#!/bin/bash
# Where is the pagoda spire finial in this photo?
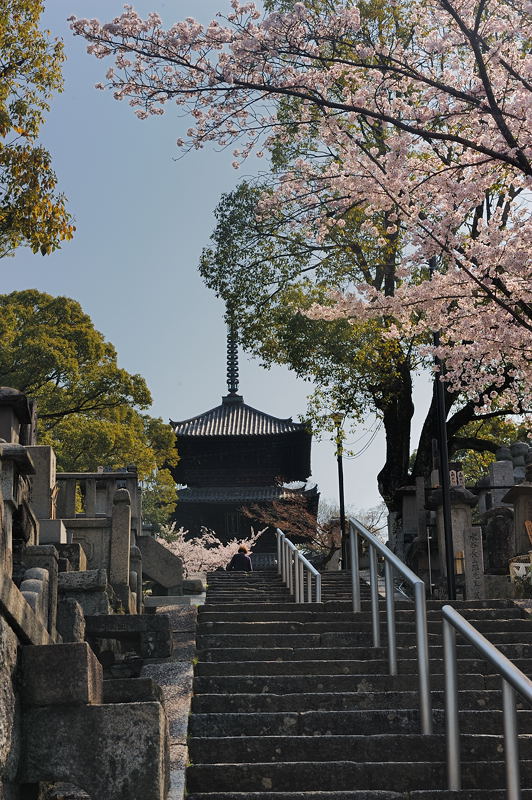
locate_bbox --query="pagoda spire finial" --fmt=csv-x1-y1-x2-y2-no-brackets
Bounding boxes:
226,314,239,395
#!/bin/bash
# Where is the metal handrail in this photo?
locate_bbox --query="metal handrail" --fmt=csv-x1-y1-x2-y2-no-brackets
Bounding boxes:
276,529,321,603
348,518,433,735
442,604,532,799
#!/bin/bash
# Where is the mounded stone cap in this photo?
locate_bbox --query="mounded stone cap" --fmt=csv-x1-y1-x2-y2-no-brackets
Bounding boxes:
511,441,530,459
426,486,478,509
496,446,512,461
113,488,131,505
0,387,33,422
479,505,514,523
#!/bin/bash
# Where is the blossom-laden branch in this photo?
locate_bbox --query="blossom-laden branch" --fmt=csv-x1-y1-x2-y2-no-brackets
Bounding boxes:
71,0,532,410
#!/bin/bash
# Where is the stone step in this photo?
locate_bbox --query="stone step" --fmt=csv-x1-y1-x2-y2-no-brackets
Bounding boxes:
195,631,531,650
204,594,293,602
186,792,532,800
185,759,532,793
188,708,532,737
199,599,519,613
192,672,508,694
198,618,532,634
198,607,527,622
190,688,529,713
188,733,532,764
195,642,532,663
195,657,532,676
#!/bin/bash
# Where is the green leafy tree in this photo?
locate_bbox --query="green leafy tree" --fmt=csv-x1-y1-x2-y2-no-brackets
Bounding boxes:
0,289,177,525
0,0,74,255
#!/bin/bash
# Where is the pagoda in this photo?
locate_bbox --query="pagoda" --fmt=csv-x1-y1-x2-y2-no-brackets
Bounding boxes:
170,322,318,551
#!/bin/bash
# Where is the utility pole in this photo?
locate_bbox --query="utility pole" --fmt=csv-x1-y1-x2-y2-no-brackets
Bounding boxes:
430,258,456,601
332,413,347,569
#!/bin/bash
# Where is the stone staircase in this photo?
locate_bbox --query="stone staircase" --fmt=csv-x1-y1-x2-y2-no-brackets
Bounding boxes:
186,569,532,799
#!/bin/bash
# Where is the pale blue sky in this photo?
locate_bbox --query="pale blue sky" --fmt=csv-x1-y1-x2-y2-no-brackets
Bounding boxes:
6,0,432,511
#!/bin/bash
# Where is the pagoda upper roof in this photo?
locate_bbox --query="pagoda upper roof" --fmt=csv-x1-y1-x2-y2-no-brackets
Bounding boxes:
176,483,318,504
170,394,307,438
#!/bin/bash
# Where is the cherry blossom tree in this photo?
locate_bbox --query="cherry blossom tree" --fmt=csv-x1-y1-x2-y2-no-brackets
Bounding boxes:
70,0,531,409
157,523,261,576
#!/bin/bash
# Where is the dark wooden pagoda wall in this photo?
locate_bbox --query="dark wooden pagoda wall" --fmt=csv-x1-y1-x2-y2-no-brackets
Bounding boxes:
172,430,311,487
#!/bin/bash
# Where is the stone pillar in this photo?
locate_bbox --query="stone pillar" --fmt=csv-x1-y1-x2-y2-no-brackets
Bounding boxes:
110,489,132,611
463,525,485,600
26,445,57,520
502,464,532,555
84,478,96,517
57,479,77,519
130,545,143,614
488,460,515,508
25,544,59,637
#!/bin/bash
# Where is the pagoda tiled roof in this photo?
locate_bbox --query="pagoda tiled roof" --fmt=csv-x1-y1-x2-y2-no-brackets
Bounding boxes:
176,484,318,504
170,395,307,437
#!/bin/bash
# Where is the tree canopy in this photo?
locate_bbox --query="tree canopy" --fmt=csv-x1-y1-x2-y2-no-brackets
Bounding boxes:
0,289,177,526
1,0,74,255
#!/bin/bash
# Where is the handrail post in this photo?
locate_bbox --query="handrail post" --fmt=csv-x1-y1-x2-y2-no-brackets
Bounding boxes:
288,547,294,595
316,573,322,603
502,679,521,800
369,544,381,647
308,570,312,603
415,582,433,735
443,617,460,788
300,560,305,603
349,523,361,613
385,560,397,676
294,552,299,600
277,532,282,576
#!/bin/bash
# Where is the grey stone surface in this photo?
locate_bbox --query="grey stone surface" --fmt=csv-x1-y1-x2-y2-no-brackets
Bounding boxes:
102,677,164,704
40,782,92,800
27,445,56,519
22,642,102,707
85,613,172,658
22,702,169,800
137,534,183,592
183,576,204,595
62,519,111,573
58,570,107,593
25,544,59,635
488,460,515,507
481,506,515,573
0,567,52,645
110,488,131,590
483,574,514,599
57,543,87,572
142,605,197,800
464,525,484,600
58,570,111,615
56,598,85,643
503,479,532,554
39,519,67,544
0,615,20,789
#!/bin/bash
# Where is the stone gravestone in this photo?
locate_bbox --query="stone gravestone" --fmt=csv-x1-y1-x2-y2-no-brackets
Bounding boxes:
488,460,515,509
502,463,532,555
463,525,485,600
481,506,515,573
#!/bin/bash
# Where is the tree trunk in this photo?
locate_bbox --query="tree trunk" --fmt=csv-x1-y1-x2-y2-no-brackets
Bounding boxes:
375,358,415,512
